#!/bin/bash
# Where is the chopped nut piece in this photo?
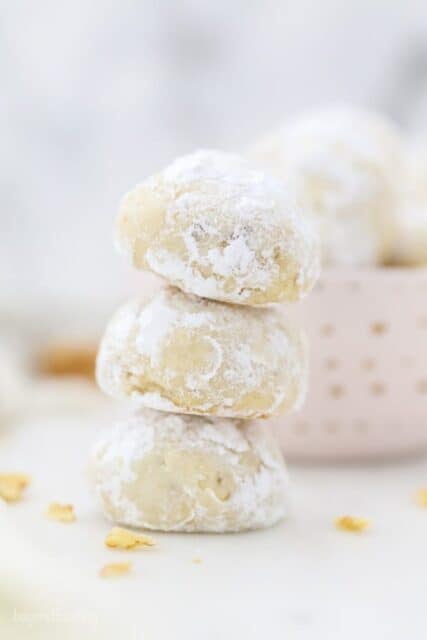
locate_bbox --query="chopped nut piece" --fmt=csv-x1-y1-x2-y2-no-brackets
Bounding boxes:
415,488,427,508
104,527,156,550
46,503,76,523
0,474,30,503
335,515,369,533
99,562,131,578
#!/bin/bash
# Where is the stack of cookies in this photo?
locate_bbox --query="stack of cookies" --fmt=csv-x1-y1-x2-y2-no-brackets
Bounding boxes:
92,150,320,532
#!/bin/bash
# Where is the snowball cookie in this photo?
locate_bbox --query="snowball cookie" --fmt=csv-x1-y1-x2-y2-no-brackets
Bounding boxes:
116,149,319,305
249,107,403,266
90,409,288,532
96,287,307,419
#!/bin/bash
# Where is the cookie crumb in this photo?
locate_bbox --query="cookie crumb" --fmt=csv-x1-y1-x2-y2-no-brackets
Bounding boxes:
99,562,131,578
415,488,427,508
0,473,30,503
105,527,156,550
335,515,369,533
46,503,76,523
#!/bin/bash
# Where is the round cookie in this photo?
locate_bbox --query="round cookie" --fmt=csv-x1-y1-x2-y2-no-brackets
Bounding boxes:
250,107,403,266
90,409,288,532
116,149,319,305
96,287,307,419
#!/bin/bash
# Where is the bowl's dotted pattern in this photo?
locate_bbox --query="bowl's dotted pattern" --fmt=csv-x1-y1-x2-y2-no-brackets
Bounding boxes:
274,271,427,459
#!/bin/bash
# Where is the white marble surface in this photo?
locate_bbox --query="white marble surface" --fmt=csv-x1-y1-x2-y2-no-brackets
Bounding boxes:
1,412,427,639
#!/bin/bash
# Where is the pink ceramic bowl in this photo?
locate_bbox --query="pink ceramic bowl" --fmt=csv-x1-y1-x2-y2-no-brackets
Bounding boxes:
270,268,427,461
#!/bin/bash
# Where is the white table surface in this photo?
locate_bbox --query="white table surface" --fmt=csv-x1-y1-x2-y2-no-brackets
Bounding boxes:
1,410,427,639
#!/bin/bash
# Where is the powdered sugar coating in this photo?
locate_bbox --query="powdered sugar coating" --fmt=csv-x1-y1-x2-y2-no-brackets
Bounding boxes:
90,408,288,532
249,106,403,266
116,149,319,305
96,287,308,419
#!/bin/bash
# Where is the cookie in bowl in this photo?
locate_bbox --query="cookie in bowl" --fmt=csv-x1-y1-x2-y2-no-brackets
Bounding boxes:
250,106,404,267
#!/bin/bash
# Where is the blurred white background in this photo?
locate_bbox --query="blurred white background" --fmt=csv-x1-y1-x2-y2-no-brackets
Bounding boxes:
2,0,427,316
